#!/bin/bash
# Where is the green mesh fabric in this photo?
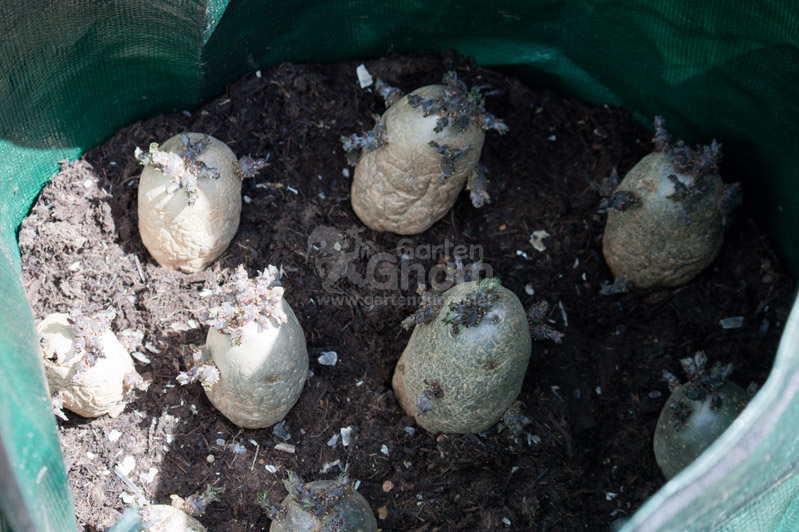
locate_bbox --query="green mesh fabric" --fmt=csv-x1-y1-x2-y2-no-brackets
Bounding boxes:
0,1,797,530
623,303,799,532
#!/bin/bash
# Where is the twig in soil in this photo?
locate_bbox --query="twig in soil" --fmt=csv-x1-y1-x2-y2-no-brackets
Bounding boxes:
165,454,188,474
449,209,458,234
147,416,157,452
546,411,573,458
343,434,355,474
133,255,146,283
251,442,259,471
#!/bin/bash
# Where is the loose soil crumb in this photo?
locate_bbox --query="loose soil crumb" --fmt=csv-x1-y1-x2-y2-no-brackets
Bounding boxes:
18,52,794,531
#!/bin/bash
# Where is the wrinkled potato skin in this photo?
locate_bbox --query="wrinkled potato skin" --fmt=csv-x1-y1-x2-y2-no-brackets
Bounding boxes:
602,152,725,289
270,481,378,532
142,504,207,532
204,299,308,429
38,313,137,418
351,85,485,234
138,133,241,273
392,282,532,434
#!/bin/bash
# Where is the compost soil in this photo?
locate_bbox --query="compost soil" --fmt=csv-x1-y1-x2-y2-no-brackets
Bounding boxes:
18,52,794,531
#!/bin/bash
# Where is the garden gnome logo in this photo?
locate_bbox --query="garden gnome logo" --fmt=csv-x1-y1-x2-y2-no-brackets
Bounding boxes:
307,225,494,296
306,225,376,292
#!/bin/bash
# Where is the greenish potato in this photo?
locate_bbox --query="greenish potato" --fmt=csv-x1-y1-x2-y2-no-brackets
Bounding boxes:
601,117,740,290
654,381,748,480
653,353,749,480
268,480,377,532
602,151,726,288
392,279,532,434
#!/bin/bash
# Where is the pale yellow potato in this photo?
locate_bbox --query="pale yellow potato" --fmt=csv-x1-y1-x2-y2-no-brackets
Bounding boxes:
351,84,484,235
38,313,140,418
142,504,207,532
202,299,308,429
137,133,242,273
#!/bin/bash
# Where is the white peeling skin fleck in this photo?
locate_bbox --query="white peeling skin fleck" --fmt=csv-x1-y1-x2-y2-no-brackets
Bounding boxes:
356,64,374,88
720,316,744,329
203,299,309,429
275,443,296,454
340,426,353,447
38,313,141,418
321,459,341,473
530,230,550,252
117,455,136,476
317,351,338,366
140,467,158,484
137,133,243,273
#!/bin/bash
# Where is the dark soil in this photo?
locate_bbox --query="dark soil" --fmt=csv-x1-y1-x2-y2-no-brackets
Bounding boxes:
18,52,794,531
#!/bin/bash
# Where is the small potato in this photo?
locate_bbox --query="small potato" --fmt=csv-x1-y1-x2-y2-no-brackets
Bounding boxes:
38,310,145,418
259,473,377,532
140,485,221,531
141,505,207,532
653,353,748,480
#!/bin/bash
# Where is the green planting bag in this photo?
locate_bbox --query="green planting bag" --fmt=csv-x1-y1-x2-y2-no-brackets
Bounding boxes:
1,1,797,530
